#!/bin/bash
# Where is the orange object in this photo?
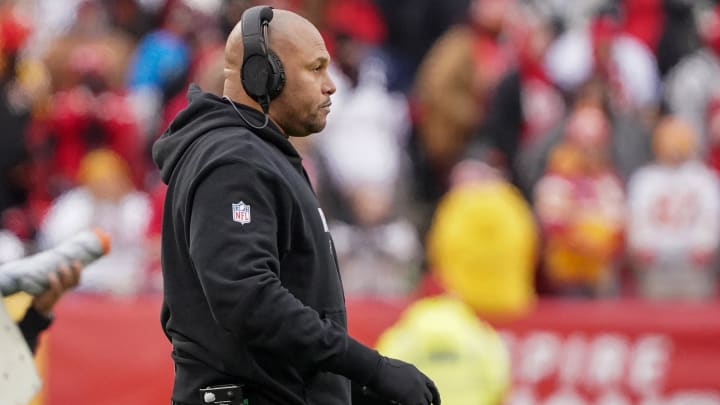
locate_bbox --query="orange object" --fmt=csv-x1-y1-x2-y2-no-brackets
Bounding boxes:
91,228,112,254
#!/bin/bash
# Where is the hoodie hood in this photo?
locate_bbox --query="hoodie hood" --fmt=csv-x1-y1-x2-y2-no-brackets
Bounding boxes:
152,84,300,183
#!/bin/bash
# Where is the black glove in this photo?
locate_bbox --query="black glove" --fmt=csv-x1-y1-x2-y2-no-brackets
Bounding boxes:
365,356,441,405
323,337,440,405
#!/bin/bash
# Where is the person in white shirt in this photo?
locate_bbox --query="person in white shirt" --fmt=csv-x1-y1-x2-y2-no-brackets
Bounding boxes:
38,149,151,295
627,116,720,300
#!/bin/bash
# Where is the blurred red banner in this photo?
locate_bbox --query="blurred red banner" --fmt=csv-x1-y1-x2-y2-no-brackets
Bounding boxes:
45,295,720,405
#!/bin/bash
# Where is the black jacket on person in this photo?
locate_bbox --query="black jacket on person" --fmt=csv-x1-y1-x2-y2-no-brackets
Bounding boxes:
152,85,380,405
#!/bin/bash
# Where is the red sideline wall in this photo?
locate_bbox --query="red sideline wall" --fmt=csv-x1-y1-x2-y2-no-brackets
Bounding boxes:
45,295,720,405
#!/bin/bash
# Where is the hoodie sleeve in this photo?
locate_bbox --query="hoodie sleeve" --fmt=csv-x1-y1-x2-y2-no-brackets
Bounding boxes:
18,306,53,353
188,162,381,383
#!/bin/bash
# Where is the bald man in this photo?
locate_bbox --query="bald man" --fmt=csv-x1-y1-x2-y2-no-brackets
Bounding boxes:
152,6,440,405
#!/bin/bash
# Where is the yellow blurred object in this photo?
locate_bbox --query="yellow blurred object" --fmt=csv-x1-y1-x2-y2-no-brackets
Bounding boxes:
76,148,134,202
427,181,537,317
16,57,52,114
76,148,131,186
4,291,32,320
545,213,621,284
376,295,511,405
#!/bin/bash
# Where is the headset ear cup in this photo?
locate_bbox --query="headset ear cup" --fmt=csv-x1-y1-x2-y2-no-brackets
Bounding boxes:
242,55,271,99
267,49,285,100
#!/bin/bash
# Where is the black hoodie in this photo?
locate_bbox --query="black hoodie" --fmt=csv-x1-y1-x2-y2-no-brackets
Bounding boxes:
152,85,381,405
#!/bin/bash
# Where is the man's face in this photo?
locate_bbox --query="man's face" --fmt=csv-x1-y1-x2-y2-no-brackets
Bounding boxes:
270,25,336,137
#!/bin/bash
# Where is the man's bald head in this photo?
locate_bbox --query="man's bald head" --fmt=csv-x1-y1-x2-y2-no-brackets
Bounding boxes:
223,9,321,101
222,7,336,137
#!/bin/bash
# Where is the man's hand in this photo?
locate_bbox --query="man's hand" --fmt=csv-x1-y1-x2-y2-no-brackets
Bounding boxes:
31,261,82,316
366,357,441,405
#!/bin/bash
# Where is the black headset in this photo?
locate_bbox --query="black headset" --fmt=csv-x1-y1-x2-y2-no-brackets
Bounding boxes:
240,5,285,115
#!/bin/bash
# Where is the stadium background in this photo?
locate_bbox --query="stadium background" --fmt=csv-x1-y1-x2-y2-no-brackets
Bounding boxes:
2,0,720,404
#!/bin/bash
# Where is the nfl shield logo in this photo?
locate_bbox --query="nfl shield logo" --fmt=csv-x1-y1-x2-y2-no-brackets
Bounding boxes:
232,201,251,224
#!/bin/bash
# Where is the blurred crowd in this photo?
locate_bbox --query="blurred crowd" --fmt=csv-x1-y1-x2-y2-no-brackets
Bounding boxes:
0,0,719,314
